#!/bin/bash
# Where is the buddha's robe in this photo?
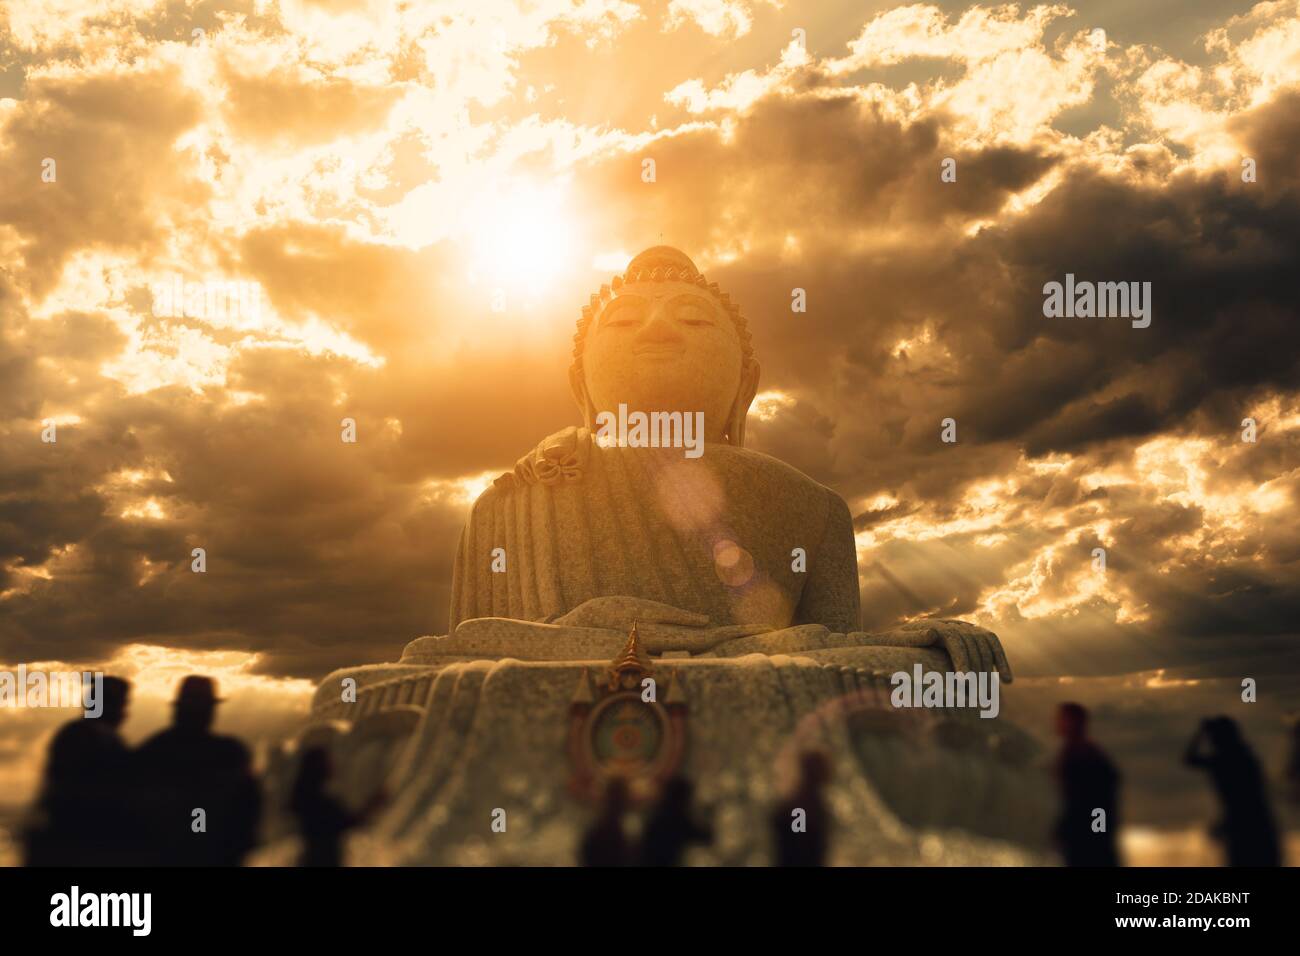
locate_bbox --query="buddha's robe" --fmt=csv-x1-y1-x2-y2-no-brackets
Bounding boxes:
448,427,861,634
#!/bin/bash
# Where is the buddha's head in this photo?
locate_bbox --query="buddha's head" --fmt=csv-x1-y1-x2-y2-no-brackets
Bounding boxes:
570,246,761,446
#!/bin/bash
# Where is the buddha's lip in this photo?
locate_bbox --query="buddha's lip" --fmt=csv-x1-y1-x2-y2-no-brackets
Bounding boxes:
633,345,683,356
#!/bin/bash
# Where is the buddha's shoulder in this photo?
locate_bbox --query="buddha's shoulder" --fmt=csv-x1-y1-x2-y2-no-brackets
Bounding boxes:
705,444,848,509
468,426,591,510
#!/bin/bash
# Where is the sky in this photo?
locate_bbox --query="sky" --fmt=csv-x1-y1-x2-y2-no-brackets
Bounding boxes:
1,0,1299,829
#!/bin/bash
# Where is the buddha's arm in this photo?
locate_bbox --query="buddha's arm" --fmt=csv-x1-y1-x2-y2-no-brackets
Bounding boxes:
794,489,1013,681
795,491,862,633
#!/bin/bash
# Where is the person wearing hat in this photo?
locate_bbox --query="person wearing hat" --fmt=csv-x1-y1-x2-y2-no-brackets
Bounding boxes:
134,675,262,866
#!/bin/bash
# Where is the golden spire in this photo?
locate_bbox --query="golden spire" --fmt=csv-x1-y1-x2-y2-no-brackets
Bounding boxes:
607,621,651,689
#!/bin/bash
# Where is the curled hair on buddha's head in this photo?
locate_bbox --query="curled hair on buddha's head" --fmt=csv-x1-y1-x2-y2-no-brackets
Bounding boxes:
569,246,759,445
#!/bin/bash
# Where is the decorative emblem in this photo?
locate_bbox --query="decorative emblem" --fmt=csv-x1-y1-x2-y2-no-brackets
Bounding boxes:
567,623,687,802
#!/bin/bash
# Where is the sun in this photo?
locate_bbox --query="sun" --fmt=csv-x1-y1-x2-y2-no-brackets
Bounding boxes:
467,180,578,293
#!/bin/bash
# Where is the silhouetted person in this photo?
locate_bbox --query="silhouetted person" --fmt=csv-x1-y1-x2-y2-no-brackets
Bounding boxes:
1286,719,1300,807
289,747,384,867
579,776,631,866
25,677,135,866
638,775,712,866
772,750,832,866
1053,702,1120,866
135,676,261,866
1185,716,1279,867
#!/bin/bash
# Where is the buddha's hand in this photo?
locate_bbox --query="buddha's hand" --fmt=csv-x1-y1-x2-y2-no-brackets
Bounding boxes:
553,596,711,631
876,619,1014,683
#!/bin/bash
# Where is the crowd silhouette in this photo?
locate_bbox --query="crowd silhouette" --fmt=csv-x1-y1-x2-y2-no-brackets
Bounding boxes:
21,674,1292,868
1050,703,1286,868
576,706,1289,867
25,675,261,867
576,752,832,867
23,674,384,868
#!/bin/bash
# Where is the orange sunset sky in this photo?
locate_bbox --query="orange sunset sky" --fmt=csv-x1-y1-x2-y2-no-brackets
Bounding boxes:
2,0,1299,830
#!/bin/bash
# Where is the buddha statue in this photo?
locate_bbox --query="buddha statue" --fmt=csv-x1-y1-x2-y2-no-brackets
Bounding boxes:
290,247,1042,867
399,246,1012,679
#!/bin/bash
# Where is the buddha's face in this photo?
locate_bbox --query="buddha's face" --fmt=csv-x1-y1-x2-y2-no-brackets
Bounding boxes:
578,280,748,442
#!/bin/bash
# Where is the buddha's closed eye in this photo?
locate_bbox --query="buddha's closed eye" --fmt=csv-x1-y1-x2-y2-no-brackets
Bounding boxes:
602,301,646,328
675,303,713,326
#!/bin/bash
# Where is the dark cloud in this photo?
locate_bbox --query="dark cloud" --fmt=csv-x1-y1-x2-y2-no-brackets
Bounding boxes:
0,67,206,296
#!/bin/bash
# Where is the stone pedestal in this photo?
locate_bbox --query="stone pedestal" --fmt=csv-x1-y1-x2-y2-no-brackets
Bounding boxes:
262,651,1054,866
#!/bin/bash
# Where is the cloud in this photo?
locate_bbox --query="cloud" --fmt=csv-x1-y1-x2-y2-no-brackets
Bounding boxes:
0,64,206,296
666,0,763,39
0,0,1296,700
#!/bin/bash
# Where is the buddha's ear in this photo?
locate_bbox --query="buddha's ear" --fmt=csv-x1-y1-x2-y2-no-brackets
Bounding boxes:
569,364,597,430
727,360,761,447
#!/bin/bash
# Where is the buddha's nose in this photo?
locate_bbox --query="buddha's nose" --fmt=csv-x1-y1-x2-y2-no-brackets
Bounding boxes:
635,307,683,346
